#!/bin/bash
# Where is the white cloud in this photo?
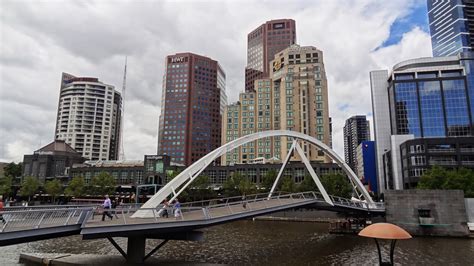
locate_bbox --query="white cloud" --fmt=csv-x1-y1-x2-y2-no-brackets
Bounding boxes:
329,26,432,157
0,0,431,162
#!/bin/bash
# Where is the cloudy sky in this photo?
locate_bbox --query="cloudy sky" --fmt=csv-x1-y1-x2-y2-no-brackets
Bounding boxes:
0,0,432,163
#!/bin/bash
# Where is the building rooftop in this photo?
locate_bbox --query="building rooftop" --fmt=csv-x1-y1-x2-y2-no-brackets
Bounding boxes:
34,140,79,155
77,160,144,168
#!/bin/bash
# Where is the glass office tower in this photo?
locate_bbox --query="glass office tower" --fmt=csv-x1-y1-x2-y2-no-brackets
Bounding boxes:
371,55,474,191
428,0,474,57
389,57,473,137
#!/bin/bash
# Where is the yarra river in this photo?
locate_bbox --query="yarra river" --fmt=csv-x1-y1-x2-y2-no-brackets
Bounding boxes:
0,220,473,265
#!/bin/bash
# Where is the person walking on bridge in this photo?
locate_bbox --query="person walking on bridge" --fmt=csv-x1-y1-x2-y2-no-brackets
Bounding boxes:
102,195,113,221
173,199,182,220
112,197,119,219
242,194,247,209
161,198,169,218
0,196,5,224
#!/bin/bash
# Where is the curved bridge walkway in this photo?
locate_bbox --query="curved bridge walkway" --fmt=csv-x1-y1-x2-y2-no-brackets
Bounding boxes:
0,191,384,263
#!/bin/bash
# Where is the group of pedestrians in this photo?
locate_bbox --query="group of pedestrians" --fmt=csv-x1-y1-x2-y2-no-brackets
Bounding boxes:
160,198,181,219
101,195,182,222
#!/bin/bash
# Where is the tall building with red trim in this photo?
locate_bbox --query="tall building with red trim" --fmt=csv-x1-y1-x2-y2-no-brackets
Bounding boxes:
245,19,296,92
157,53,226,166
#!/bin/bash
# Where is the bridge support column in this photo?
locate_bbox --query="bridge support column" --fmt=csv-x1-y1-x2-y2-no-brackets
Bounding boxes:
127,236,146,263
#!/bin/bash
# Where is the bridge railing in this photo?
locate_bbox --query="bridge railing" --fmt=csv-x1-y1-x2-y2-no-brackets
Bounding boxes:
325,194,385,210
83,205,211,225
204,191,319,219
178,191,290,208
0,207,93,233
84,191,318,225
82,191,384,227
2,204,100,212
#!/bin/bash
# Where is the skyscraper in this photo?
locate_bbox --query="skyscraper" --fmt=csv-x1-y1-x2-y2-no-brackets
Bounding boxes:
344,115,370,172
223,44,330,164
245,19,296,92
427,0,474,56
271,45,330,162
387,57,473,137
54,73,122,161
370,70,391,192
371,56,474,191
158,53,226,166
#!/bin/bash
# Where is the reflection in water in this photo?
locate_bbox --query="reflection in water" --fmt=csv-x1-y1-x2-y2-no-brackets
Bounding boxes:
1,220,473,265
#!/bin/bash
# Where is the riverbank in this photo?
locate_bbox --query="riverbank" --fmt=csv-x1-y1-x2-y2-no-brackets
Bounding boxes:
252,215,338,223
19,253,223,266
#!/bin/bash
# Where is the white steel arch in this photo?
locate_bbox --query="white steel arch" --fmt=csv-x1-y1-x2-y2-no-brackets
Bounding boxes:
137,130,374,214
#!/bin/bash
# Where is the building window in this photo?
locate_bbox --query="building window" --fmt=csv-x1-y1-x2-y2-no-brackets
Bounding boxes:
419,81,445,137
395,73,415,80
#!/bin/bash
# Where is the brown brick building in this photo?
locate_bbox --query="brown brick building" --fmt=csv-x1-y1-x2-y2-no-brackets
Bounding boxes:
245,19,296,92
158,53,226,166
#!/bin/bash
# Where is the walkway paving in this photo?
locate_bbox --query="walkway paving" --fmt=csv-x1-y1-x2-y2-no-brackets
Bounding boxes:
84,197,309,228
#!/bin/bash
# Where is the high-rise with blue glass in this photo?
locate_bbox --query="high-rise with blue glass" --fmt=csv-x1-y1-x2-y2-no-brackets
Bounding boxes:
371,55,474,192
389,57,473,137
428,0,474,57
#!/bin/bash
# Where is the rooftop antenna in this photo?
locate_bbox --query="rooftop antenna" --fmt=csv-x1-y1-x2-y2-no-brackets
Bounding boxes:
119,56,127,161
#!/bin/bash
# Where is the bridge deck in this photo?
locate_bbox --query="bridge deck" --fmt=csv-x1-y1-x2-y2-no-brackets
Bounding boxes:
0,192,385,245
84,197,305,228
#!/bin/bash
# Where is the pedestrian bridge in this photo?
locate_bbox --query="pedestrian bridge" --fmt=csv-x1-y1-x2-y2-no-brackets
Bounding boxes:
0,191,384,262
0,131,385,263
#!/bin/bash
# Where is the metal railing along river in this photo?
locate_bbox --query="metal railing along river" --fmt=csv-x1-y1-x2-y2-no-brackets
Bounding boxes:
0,207,92,233
0,191,385,232
82,191,384,227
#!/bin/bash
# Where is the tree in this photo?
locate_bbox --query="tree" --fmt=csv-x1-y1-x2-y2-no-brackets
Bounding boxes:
166,169,182,183
65,176,86,197
91,172,116,196
222,172,256,197
442,168,474,197
320,173,353,198
223,172,242,197
4,162,22,178
0,176,13,199
44,179,63,203
237,176,256,195
280,176,296,193
417,166,474,197
261,169,277,192
298,174,317,192
20,176,40,202
417,165,448,189
189,175,215,201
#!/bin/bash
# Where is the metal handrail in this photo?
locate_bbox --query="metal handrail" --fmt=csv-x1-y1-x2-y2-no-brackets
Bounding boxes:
2,204,100,212
179,191,293,208
0,207,93,233
82,192,317,225
1,191,385,233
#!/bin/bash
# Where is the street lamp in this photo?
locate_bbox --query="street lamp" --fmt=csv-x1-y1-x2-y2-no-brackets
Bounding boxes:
358,223,412,265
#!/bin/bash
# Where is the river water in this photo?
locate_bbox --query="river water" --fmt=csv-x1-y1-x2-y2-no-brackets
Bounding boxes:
1,220,473,265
